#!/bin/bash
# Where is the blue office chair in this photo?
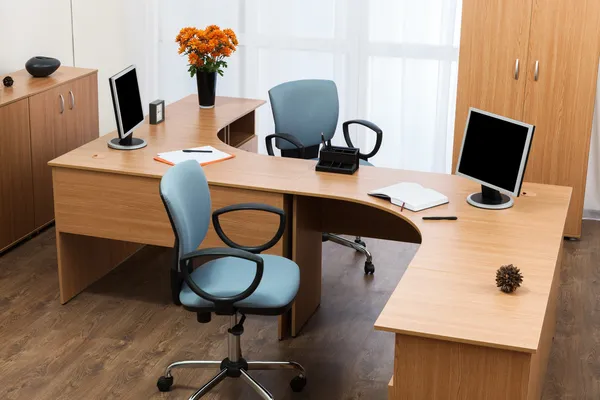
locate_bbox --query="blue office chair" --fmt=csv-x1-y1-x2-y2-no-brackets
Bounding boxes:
156,160,306,400
265,79,383,275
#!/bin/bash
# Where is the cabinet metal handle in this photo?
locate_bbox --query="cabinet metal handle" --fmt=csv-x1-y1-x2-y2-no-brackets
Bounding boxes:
69,90,75,110
514,59,520,80
59,94,65,114
534,60,539,81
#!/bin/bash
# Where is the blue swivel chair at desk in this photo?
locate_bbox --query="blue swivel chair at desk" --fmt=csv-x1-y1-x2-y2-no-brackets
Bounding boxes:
265,79,383,275
156,160,306,400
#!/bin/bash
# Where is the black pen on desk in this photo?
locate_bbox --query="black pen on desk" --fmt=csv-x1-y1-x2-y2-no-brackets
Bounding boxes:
182,149,213,153
422,216,458,221
321,132,327,150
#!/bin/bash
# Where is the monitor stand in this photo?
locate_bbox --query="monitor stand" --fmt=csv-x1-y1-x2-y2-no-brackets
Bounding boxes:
467,185,514,210
107,134,147,150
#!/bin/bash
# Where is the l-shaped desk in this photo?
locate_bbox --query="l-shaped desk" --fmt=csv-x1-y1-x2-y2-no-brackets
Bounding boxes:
50,96,570,400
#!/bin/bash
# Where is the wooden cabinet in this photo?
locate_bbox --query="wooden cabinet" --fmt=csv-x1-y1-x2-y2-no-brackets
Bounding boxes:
0,67,99,251
453,0,600,237
452,0,532,139
29,83,70,227
522,0,600,237
0,100,35,250
67,73,100,147
30,73,99,226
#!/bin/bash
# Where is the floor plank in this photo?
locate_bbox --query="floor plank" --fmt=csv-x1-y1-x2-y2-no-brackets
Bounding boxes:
0,222,598,399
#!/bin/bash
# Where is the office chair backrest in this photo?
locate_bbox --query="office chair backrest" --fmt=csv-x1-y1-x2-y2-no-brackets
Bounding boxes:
160,160,212,259
269,79,339,151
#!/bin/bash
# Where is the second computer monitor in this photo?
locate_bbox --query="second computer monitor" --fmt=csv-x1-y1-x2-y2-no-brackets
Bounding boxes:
456,108,535,210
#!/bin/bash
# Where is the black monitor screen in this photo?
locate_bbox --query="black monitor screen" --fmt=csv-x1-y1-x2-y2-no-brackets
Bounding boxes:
457,110,532,194
113,68,144,137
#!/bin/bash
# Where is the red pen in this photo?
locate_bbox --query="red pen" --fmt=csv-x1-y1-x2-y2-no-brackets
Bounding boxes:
400,202,405,212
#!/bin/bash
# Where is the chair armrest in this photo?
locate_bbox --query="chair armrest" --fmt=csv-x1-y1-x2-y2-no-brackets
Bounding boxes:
265,133,306,157
179,247,264,307
212,203,286,254
342,119,383,160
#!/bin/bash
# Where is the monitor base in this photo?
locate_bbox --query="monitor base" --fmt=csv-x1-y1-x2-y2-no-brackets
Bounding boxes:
466,185,514,210
107,136,147,150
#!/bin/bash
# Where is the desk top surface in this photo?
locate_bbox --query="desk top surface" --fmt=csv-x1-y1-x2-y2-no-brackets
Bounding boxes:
50,96,571,353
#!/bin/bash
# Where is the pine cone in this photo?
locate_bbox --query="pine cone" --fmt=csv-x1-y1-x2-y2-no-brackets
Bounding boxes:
496,264,523,293
3,76,14,87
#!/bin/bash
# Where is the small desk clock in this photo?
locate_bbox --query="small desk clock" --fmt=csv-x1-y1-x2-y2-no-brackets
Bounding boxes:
150,99,165,124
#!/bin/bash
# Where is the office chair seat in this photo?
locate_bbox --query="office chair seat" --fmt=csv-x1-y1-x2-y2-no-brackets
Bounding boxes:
310,157,373,167
180,254,300,314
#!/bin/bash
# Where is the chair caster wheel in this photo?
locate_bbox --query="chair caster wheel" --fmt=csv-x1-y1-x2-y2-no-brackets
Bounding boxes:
354,238,366,247
290,375,307,392
364,262,375,275
157,375,174,392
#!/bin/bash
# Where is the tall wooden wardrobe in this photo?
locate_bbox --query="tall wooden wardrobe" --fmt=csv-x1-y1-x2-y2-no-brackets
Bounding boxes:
453,0,600,238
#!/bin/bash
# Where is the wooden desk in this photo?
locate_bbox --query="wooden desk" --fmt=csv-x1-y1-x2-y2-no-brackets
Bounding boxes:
49,96,570,400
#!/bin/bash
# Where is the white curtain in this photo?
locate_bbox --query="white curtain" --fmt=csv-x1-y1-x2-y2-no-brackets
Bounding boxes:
159,0,462,173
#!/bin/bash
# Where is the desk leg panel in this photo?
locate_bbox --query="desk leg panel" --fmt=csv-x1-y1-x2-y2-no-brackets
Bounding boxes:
392,334,531,400
291,196,323,337
57,231,142,304
526,242,563,399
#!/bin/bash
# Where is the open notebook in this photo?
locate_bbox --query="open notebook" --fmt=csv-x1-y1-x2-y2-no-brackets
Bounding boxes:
154,146,234,166
368,182,448,212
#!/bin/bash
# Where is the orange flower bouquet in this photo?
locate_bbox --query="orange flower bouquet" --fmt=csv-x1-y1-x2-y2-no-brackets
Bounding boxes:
176,25,238,108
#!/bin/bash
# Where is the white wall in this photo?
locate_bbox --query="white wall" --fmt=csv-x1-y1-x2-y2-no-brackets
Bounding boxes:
72,0,159,135
0,0,73,74
1,0,158,136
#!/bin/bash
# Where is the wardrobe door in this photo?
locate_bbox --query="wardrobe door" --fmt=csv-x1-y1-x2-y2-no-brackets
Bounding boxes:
29,84,69,227
0,100,35,250
522,0,600,238
452,0,534,170
65,72,100,148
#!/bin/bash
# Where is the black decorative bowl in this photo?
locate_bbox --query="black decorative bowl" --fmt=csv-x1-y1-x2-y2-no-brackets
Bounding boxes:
25,56,61,77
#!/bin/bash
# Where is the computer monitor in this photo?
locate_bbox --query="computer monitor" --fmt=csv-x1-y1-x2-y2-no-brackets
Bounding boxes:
456,108,535,210
108,65,147,150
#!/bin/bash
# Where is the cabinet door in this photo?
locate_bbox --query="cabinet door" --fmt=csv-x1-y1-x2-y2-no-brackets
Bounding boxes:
0,100,35,250
523,0,600,237
452,0,534,170
65,73,99,148
29,84,69,227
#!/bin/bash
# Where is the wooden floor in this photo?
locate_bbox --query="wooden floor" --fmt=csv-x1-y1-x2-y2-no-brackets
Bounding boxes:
0,222,598,399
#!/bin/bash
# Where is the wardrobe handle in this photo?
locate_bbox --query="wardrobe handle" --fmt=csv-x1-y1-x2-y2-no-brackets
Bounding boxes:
69,90,75,110
534,61,539,81
59,94,65,114
514,59,520,80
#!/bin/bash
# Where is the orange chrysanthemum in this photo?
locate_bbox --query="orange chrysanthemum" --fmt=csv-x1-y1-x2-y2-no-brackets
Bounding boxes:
176,25,238,77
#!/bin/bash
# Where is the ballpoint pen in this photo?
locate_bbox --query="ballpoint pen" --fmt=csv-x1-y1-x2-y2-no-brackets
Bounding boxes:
182,149,213,153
